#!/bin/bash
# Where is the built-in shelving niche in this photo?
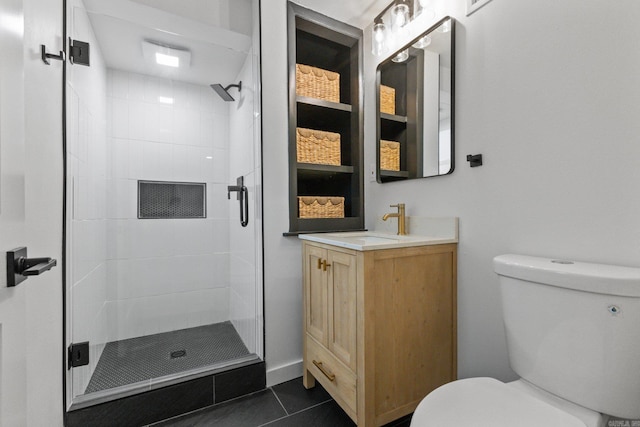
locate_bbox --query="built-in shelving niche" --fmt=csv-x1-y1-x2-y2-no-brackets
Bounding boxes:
286,2,364,235
378,50,423,181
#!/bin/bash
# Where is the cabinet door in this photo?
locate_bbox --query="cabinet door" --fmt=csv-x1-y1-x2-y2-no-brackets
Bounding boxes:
305,244,328,346
327,250,357,371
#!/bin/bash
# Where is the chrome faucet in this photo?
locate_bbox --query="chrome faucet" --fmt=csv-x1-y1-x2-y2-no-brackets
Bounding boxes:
382,203,406,235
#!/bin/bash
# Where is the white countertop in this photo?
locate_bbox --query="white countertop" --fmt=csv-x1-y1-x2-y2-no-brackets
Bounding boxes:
298,231,458,251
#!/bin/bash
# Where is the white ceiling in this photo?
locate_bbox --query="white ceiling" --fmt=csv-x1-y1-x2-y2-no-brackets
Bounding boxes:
129,0,252,35
83,0,253,86
81,0,389,87
293,0,389,28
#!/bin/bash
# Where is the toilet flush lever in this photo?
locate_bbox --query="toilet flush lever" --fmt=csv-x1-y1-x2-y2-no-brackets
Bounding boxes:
6,247,57,287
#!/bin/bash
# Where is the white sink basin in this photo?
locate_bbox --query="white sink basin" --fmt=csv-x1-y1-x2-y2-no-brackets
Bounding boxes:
345,235,399,244
299,231,457,251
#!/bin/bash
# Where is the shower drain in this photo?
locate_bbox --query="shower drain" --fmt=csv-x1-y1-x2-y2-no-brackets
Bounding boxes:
170,349,187,359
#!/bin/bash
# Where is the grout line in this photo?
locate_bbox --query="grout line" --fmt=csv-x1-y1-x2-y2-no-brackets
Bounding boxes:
148,388,270,426
269,387,289,416
258,400,335,427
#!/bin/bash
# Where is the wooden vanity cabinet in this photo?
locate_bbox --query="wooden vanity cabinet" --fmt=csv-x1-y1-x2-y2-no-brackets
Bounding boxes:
302,241,457,427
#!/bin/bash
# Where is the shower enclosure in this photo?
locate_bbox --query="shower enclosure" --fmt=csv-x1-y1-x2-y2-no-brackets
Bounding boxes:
64,0,263,410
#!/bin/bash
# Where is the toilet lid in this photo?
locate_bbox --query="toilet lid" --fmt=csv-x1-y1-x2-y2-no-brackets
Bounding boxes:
411,378,586,427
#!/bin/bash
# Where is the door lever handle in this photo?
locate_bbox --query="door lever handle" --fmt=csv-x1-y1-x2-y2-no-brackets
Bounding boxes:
19,257,57,276
6,247,58,287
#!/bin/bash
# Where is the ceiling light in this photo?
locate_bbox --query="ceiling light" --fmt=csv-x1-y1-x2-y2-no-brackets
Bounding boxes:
142,40,191,69
155,53,179,67
158,96,174,104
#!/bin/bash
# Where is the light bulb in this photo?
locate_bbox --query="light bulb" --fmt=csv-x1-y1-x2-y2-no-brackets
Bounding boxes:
437,20,451,33
391,49,409,63
412,35,431,49
391,3,410,31
372,22,388,56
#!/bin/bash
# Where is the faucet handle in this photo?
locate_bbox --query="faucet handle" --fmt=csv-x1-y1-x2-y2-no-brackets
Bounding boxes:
390,203,405,209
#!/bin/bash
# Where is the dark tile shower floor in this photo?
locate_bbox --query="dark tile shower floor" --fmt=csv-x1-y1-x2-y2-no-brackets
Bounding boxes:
85,321,252,394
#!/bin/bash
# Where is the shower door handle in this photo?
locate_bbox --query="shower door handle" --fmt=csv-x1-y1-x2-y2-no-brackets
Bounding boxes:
240,185,249,227
228,176,249,228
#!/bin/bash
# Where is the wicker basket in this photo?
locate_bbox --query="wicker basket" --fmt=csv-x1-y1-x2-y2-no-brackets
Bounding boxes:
380,140,400,171
380,85,396,115
296,128,341,166
296,64,340,103
298,196,345,218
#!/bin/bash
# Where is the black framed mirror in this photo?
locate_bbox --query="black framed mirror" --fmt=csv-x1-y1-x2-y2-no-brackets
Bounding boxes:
376,16,455,183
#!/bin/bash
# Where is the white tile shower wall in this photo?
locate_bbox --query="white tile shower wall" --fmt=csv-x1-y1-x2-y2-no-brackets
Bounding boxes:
106,70,232,341
66,0,109,396
228,41,262,355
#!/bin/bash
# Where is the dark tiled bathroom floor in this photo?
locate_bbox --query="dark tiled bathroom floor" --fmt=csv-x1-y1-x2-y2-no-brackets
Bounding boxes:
150,377,413,427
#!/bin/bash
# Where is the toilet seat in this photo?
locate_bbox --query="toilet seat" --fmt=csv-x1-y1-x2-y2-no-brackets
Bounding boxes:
410,378,586,427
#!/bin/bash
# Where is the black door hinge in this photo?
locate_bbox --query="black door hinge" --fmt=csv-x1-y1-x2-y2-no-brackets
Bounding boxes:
68,342,90,368
69,38,90,66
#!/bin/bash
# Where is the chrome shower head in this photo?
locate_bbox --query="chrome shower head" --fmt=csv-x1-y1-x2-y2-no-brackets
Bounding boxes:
210,81,242,102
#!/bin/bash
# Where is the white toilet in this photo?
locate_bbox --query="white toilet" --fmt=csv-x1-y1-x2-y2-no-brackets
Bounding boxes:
411,254,640,427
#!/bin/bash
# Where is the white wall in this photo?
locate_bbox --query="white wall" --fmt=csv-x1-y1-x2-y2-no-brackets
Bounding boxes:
104,70,232,342
261,0,640,386
261,0,307,386
365,0,640,381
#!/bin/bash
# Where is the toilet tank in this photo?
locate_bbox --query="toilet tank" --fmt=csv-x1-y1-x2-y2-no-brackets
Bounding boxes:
494,254,640,419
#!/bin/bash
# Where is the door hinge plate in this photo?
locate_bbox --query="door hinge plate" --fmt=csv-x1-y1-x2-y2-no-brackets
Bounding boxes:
69,38,90,66
68,342,90,368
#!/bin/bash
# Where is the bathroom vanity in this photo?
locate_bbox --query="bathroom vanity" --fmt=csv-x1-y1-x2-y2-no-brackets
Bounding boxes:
299,231,458,426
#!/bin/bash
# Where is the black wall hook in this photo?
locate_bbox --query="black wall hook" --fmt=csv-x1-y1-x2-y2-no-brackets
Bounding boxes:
466,154,483,167
41,44,65,65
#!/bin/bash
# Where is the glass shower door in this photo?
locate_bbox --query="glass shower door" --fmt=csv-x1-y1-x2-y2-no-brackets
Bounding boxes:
65,0,263,408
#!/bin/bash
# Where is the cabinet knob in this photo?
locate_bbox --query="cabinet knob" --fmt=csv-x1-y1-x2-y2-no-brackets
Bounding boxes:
321,260,331,271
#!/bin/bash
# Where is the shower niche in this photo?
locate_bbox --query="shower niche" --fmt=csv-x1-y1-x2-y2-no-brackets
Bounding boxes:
64,0,264,424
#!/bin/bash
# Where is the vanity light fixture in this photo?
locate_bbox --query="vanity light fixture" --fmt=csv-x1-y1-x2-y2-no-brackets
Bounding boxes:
391,49,409,63
142,40,191,69
371,0,435,56
390,2,410,32
412,34,431,48
372,22,388,56
437,19,452,33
